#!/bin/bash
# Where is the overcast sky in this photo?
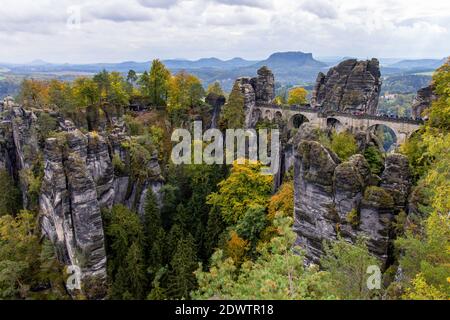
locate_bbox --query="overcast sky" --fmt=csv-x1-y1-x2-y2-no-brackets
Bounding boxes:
1,0,449,63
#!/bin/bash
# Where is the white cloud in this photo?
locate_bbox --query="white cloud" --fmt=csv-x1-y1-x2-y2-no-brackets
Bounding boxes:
0,0,448,63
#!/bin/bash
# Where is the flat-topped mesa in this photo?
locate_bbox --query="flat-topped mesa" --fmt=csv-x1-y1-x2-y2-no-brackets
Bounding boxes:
233,66,275,128
311,58,382,115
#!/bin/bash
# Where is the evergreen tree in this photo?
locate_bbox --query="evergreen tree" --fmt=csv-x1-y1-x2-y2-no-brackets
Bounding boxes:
220,82,245,129
0,170,22,217
143,189,166,276
167,233,198,299
320,237,381,299
105,205,146,299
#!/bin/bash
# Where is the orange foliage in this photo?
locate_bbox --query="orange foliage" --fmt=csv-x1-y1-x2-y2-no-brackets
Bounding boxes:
225,230,249,265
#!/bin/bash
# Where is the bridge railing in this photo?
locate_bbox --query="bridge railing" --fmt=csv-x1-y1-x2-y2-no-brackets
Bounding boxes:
259,103,423,125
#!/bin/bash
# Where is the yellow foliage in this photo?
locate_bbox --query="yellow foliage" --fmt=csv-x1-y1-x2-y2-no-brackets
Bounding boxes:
225,230,249,265
403,273,448,300
287,87,308,105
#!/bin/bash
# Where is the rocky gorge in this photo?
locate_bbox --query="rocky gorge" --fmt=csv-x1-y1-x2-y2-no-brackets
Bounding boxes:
0,57,436,298
0,101,163,298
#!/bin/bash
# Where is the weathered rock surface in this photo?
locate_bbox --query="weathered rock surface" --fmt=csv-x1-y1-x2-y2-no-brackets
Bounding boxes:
40,131,107,297
293,137,411,266
412,85,436,120
0,103,164,298
311,59,382,115
205,92,226,129
234,66,275,128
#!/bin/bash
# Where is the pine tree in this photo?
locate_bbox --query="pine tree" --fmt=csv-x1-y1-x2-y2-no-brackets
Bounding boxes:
220,82,245,129
105,205,146,299
143,189,166,275
167,233,198,299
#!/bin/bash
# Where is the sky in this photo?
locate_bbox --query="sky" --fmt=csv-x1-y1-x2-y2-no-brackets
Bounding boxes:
1,0,449,63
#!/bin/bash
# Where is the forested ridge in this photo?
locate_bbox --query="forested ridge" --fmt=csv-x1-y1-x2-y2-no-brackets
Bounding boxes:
0,58,448,300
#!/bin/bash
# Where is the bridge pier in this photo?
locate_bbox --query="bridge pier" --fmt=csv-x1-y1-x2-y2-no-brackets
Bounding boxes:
250,105,422,148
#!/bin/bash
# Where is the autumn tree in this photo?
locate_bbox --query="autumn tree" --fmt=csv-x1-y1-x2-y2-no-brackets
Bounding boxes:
207,162,273,224
207,81,224,96
287,87,308,105
148,59,171,106
396,59,450,300
17,79,49,109
0,211,66,299
193,214,333,300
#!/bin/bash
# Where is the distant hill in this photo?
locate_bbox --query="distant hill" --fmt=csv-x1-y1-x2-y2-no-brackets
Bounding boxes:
2,53,445,93
388,58,446,71
0,51,328,91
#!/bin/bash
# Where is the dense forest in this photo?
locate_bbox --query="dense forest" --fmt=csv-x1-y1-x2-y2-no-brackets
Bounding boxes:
0,58,448,300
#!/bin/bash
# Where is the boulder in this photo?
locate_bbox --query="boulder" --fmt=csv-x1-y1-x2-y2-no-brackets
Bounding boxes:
412,85,436,120
311,59,382,115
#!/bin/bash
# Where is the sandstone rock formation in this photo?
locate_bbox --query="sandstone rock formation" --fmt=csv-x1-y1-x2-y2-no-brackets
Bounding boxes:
293,134,411,266
233,66,275,128
206,92,226,129
412,85,436,120
0,103,163,298
311,59,382,115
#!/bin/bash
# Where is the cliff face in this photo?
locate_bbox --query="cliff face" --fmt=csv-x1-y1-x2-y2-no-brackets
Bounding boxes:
0,101,163,298
412,85,436,120
293,135,411,266
311,59,382,115
234,66,275,128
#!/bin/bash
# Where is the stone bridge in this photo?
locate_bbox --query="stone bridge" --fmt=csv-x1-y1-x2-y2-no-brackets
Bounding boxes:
251,104,423,145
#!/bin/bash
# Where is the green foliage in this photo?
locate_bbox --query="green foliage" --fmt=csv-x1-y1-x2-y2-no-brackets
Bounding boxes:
167,71,205,119
395,211,449,299
220,82,245,129
36,112,58,142
287,87,308,105
207,162,273,225
427,59,450,130
363,186,395,208
193,214,334,300
321,237,381,300
346,208,360,227
329,131,358,160
207,81,224,96
143,189,165,276
0,170,22,217
149,60,171,106
235,205,267,250
112,153,127,176
395,58,450,300
104,205,146,300
363,146,384,176
167,233,198,299
124,114,145,136
0,211,66,299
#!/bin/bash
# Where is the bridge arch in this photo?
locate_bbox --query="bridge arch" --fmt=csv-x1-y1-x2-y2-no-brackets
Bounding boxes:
288,113,310,129
326,117,344,132
252,108,262,122
274,111,283,121
367,124,398,152
264,109,272,120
